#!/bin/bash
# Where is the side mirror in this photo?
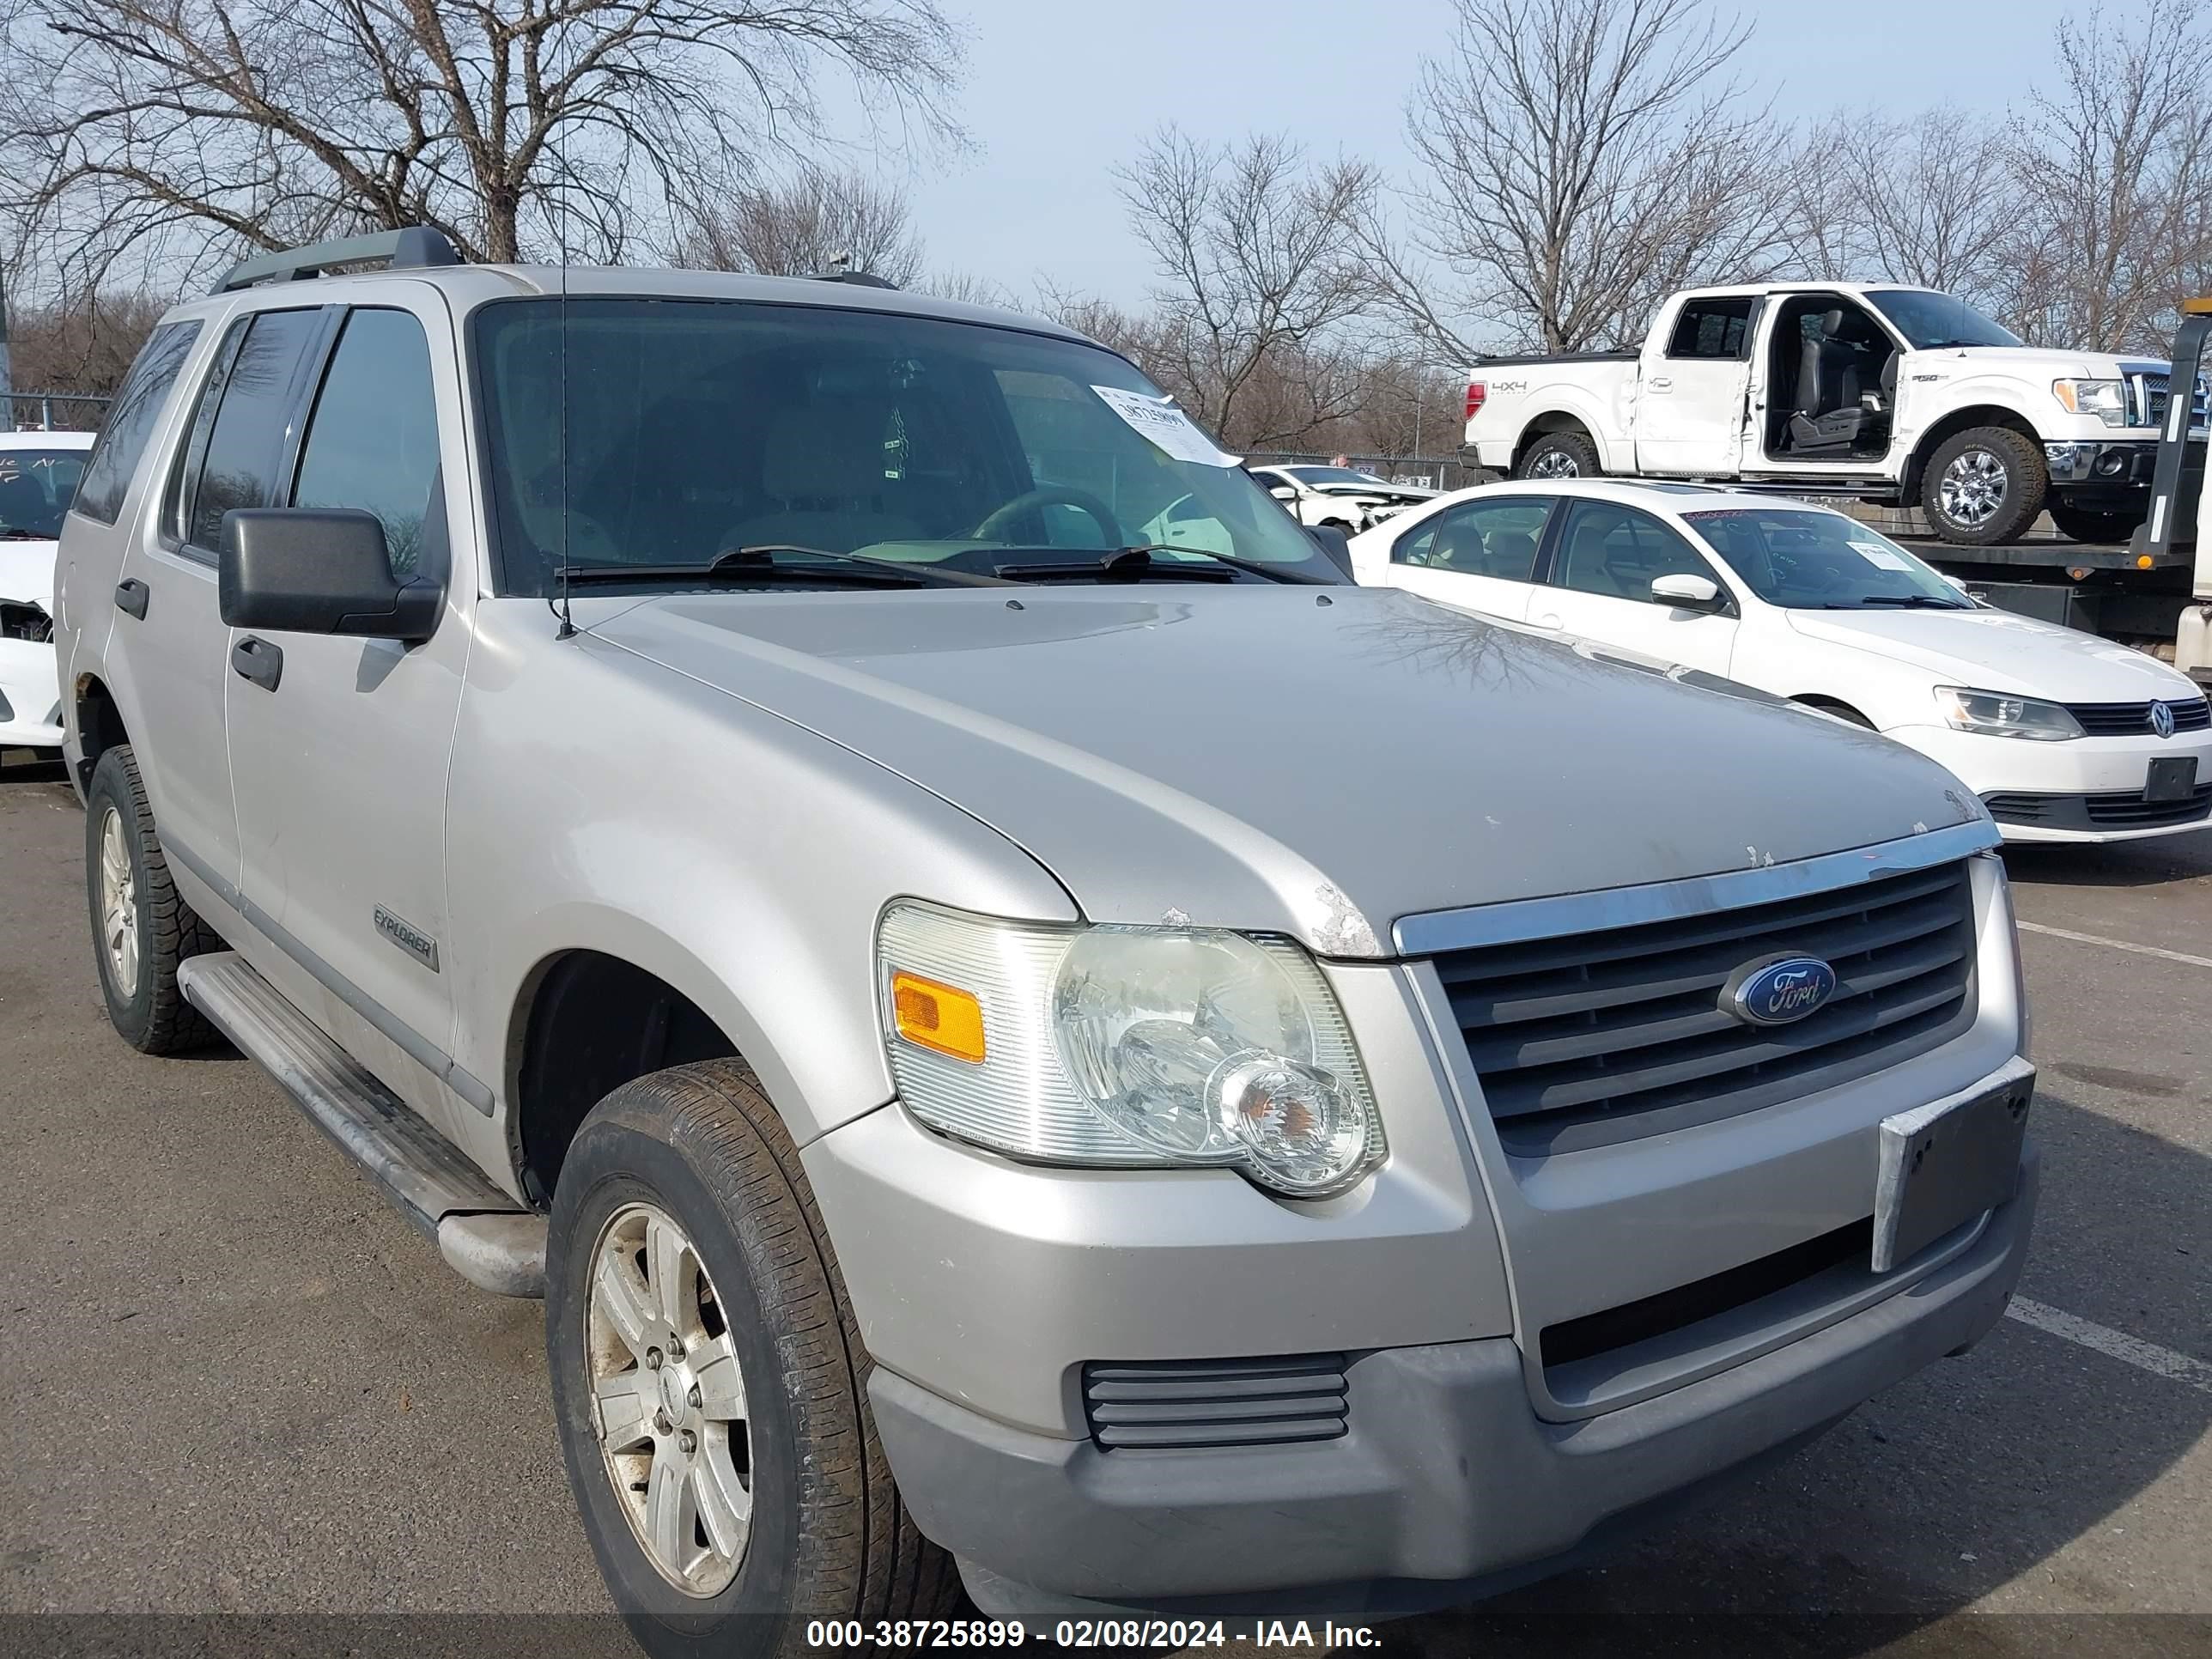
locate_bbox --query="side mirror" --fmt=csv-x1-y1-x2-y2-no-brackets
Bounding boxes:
219,508,442,641
1308,523,1354,576
1651,572,1724,612
1268,484,1297,501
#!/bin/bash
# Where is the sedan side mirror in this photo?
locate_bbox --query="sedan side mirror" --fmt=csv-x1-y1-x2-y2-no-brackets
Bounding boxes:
1268,485,1297,501
219,508,443,641
1651,572,1724,612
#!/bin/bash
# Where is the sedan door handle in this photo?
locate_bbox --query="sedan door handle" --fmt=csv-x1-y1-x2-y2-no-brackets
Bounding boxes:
114,579,149,620
1647,377,1674,392
230,635,283,693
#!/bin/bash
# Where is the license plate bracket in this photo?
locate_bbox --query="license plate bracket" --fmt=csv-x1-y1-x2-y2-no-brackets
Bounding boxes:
1872,1078,2033,1272
2146,755,2197,802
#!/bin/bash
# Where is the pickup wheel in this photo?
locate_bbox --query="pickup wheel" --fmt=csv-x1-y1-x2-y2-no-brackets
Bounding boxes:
2048,502,2144,545
83,744,218,1054
546,1060,957,1656
1920,427,2047,546
1515,430,1602,481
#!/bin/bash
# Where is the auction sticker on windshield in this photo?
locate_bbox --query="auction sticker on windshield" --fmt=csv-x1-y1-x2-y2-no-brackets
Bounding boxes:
1092,386,1237,465
1849,538,1914,572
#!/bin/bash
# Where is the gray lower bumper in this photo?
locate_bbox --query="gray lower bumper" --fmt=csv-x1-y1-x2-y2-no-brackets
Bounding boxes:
2045,439,2155,486
872,1145,2039,1618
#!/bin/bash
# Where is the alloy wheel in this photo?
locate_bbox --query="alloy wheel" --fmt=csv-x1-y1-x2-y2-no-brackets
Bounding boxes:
98,807,139,994
586,1200,755,1597
1939,448,2009,528
1528,450,1580,478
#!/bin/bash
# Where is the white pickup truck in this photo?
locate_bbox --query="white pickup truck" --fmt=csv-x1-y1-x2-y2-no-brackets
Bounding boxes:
1463,283,2182,548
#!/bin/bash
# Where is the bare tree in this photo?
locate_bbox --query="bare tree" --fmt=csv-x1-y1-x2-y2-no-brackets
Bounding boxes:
675,165,926,284
1789,109,2014,300
1111,127,1376,447
1368,0,1792,357
0,0,963,288
1996,0,2212,353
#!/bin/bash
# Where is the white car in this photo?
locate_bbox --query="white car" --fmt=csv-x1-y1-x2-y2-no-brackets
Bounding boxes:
1352,477,2212,843
0,429,94,756
1247,463,1437,534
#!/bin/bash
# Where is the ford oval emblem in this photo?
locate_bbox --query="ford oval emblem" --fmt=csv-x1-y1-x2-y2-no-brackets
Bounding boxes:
1722,954,1838,1026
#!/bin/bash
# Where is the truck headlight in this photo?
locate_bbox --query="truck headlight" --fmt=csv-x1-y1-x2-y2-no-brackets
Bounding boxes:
878,902,1385,1197
1935,686,2085,740
2052,378,2130,426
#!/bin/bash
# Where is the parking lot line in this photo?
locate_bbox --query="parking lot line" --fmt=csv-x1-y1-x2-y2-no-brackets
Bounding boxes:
2005,1297,2212,1395
2015,920,2212,970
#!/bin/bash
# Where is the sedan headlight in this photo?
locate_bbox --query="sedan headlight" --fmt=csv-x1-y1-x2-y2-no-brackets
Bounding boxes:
878,902,1385,1197
2052,378,2130,426
1935,686,2084,740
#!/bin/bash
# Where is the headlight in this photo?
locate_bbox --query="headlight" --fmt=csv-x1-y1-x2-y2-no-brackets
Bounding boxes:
1935,686,2084,740
878,902,1385,1198
2052,378,2130,426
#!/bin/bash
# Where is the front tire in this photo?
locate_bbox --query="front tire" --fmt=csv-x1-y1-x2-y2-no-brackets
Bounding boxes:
2048,502,2143,545
83,744,217,1054
1514,429,1603,481
1920,427,2046,545
546,1060,956,1658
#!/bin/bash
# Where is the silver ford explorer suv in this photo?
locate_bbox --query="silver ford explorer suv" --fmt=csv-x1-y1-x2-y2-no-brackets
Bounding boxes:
53,229,2037,1650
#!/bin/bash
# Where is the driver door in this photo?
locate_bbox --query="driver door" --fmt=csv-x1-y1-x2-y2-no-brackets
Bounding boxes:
1527,498,1739,676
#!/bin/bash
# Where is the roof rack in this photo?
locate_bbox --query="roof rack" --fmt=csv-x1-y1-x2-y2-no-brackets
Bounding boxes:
212,227,462,295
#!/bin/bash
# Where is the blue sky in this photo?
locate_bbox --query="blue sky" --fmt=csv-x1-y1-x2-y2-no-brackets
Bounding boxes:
884,0,2076,305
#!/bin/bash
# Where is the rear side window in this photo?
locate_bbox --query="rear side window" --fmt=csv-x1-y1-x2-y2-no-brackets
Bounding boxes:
291,309,445,576
1666,298,1755,361
1393,496,1553,580
1550,501,1719,602
70,320,202,526
185,307,326,551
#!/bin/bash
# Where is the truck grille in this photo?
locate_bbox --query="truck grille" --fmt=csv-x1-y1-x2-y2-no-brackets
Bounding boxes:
1080,1355,1349,1450
2063,697,2210,736
1435,861,1978,1155
2136,371,2210,430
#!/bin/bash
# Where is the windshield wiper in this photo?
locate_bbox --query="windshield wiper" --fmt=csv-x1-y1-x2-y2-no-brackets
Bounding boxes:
1818,594,1970,610
560,546,1006,591
0,527,53,540
989,546,1237,583
1119,544,1338,585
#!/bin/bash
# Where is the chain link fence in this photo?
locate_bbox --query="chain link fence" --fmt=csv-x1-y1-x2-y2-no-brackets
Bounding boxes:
7,391,110,431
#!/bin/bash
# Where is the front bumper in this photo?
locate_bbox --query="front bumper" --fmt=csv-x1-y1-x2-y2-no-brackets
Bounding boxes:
0,635,63,748
2043,438,2155,488
873,1144,2038,1617
1888,723,2212,842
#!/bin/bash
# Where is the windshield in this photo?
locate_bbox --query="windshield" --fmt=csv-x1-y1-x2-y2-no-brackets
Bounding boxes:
0,447,89,538
1865,290,2024,350
1680,508,1975,610
473,298,1341,592
1283,465,1383,486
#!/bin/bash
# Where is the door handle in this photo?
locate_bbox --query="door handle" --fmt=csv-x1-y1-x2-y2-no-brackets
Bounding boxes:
231,635,283,692
114,579,149,620
1648,377,1674,392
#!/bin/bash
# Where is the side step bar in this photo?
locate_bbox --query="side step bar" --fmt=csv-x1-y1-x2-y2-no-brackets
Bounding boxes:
178,951,545,1297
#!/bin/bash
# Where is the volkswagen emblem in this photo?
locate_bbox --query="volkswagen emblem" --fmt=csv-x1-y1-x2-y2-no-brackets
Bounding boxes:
2152,701,2177,738
1721,954,1838,1026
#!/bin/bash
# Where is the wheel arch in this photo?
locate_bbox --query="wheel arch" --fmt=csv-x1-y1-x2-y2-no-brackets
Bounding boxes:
1512,400,1615,472
1903,404,2045,496
72,672,130,793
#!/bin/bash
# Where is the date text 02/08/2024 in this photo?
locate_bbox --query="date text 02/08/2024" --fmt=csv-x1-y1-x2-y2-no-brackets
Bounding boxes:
801,1620,1387,1648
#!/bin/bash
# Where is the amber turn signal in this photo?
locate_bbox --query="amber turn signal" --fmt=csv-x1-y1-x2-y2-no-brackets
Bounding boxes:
890,970,987,1062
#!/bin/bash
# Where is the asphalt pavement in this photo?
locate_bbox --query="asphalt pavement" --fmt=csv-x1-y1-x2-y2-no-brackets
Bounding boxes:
1,750,2205,1658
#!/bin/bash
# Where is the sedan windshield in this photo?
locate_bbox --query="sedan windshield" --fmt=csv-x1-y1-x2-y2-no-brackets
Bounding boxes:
0,447,89,539
473,298,1341,592
1865,290,2024,350
1680,508,1976,610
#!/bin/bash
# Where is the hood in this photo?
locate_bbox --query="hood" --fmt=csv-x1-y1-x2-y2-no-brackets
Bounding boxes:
1316,483,1439,504
0,538,58,607
1923,345,2169,382
590,586,1984,957
1785,606,2200,703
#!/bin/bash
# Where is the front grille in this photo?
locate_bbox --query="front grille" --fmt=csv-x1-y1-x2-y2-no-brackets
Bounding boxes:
1081,1355,1349,1450
2064,697,2211,736
1986,787,2212,830
0,600,52,644
1435,861,1978,1156
2136,371,2209,430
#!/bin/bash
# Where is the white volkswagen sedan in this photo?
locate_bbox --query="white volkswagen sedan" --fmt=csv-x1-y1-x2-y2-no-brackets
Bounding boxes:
0,429,94,758
1351,478,2212,843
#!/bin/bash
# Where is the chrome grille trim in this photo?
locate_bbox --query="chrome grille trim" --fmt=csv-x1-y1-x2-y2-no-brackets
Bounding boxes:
2062,696,2211,736
1392,821,1999,957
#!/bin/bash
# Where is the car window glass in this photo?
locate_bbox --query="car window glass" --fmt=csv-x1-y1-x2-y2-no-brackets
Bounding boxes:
0,449,91,538
187,307,325,550
1393,496,1553,580
70,320,202,526
1551,501,1719,602
1666,298,1754,361
292,308,444,576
